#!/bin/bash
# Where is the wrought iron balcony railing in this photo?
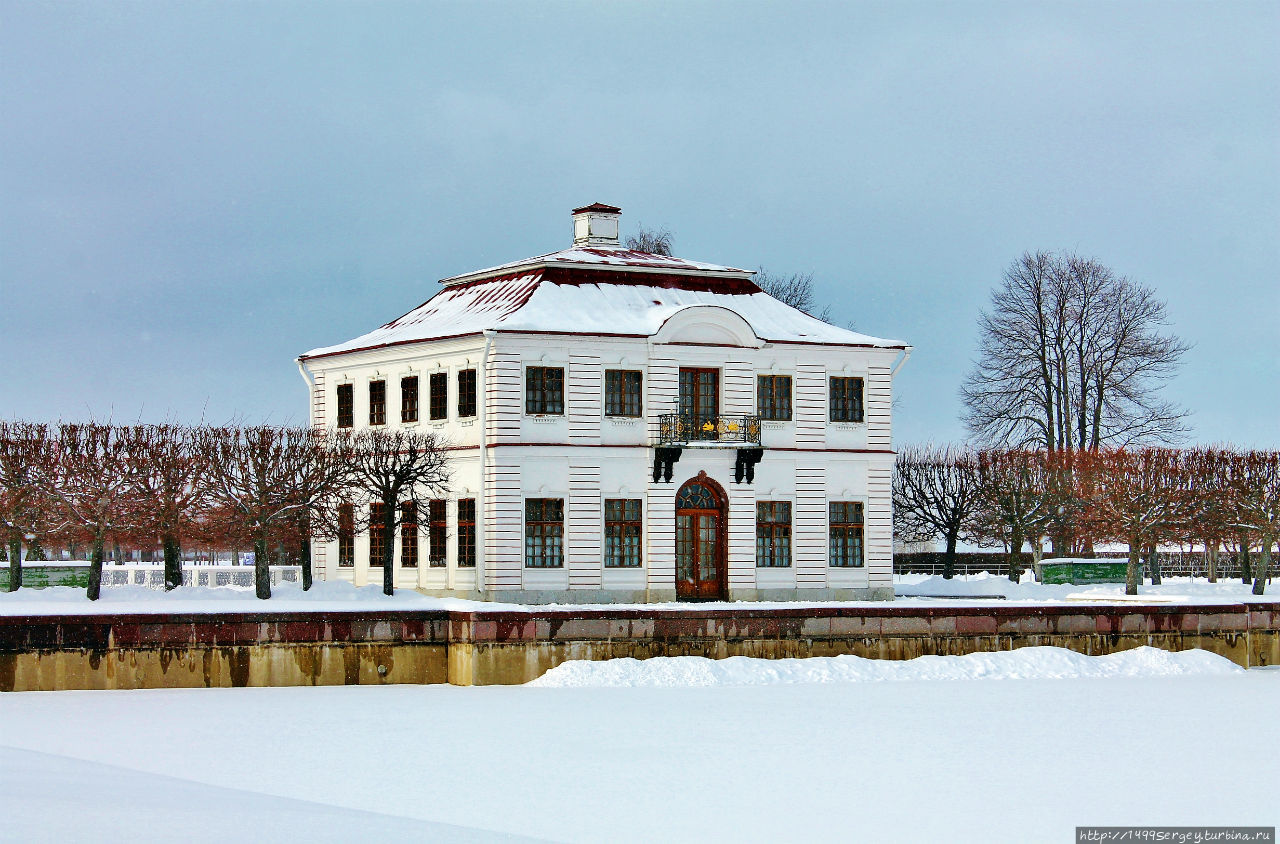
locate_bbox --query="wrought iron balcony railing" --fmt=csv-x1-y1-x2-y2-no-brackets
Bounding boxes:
658,414,761,446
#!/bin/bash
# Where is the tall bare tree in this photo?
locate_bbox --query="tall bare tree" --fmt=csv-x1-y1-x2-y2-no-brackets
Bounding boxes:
347,428,450,596
962,251,1189,452
893,444,982,579
625,225,673,256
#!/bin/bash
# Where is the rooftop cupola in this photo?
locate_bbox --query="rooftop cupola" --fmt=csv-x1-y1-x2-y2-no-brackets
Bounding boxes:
572,202,622,248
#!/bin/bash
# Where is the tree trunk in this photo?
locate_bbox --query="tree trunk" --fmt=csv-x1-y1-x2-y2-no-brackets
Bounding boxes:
1031,537,1044,581
1008,526,1024,583
1146,545,1161,586
1205,541,1218,583
301,535,313,591
254,536,271,599
162,533,182,591
1239,533,1252,584
87,535,105,601
941,530,958,581
1125,538,1141,596
1252,539,1271,596
6,535,21,591
382,499,397,596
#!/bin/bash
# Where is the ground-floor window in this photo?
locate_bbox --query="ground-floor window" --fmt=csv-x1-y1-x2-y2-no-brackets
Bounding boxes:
524,498,564,568
428,499,446,566
829,501,864,567
338,503,354,567
400,502,418,568
457,498,476,567
368,502,387,566
604,498,643,567
755,501,792,567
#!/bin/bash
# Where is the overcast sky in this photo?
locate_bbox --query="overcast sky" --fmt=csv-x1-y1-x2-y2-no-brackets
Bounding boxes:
2,1,1276,446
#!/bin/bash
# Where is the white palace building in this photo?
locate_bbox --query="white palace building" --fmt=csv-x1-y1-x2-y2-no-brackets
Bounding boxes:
297,204,910,602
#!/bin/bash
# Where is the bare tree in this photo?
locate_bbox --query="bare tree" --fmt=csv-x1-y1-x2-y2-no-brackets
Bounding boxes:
962,251,1189,452
1077,447,1188,595
625,225,673,256
0,422,57,591
1183,447,1235,582
346,428,450,596
206,426,336,599
755,268,833,324
1227,450,1279,595
44,423,143,600
132,425,214,590
893,444,982,579
974,449,1054,582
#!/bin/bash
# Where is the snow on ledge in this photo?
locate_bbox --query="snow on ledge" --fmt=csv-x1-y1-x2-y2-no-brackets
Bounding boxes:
528,646,1243,688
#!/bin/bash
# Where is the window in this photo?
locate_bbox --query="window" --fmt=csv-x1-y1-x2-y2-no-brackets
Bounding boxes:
457,498,476,567
604,499,643,568
337,503,354,567
428,372,447,421
525,366,564,415
336,384,354,429
401,376,419,423
829,501,864,568
757,374,792,421
400,502,418,568
428,499,446,566
524,498,564,568
830,377,864,422
605,370,643,417
457,369,477,418
369,380,387,426
368,502,387,566
755,501,792,568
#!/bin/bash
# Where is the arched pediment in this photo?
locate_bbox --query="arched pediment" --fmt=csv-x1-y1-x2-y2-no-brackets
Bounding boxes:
652,305,763,348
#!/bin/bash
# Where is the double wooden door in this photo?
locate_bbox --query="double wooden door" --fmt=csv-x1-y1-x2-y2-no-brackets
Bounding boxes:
675,479,725,601
679,368,719,441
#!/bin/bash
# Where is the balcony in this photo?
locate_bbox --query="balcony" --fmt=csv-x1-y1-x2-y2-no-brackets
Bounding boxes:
658,414,761,447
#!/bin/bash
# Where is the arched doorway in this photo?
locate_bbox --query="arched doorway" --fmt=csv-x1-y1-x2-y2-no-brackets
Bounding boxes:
675,473,727,601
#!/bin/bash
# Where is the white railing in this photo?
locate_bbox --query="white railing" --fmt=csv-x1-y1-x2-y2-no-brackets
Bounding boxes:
101,564,302,590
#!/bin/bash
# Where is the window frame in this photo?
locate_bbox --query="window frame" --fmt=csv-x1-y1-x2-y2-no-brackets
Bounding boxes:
603,498,643,568
604,369,644,418
428,499,447,566
755,500,792,568
400,376,419,424
337,503,355,567
757,374,793,421
524,497,565,568
368,502,388,566
457,369,478,418
336,384,354,429
829,376,865,423
457,498,476,567
400,501,418,568
525,366,565,416
829,501,865,568
368,380,387,426
428,372,448,421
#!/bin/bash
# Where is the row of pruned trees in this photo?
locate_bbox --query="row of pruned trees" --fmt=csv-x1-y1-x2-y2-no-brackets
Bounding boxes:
0,422,449,599
894,444,1280,595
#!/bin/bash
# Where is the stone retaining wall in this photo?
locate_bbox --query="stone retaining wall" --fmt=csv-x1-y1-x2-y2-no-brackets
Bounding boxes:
2,603,1277,691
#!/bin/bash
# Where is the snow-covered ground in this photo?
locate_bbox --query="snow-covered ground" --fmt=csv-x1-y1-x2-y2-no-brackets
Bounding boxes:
1,648,1276,842
0,573,1273,616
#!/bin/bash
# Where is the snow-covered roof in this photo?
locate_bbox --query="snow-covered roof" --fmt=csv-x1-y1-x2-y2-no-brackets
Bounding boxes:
439,246,752,286
301,251,906,360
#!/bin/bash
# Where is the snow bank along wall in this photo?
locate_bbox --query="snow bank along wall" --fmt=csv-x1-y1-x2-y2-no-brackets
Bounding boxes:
2,603,1278,691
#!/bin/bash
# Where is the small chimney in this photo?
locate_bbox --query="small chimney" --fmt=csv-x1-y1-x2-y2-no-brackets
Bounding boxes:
571,202,622,248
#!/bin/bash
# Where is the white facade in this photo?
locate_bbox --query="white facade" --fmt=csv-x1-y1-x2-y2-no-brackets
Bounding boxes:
297,204,910,602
